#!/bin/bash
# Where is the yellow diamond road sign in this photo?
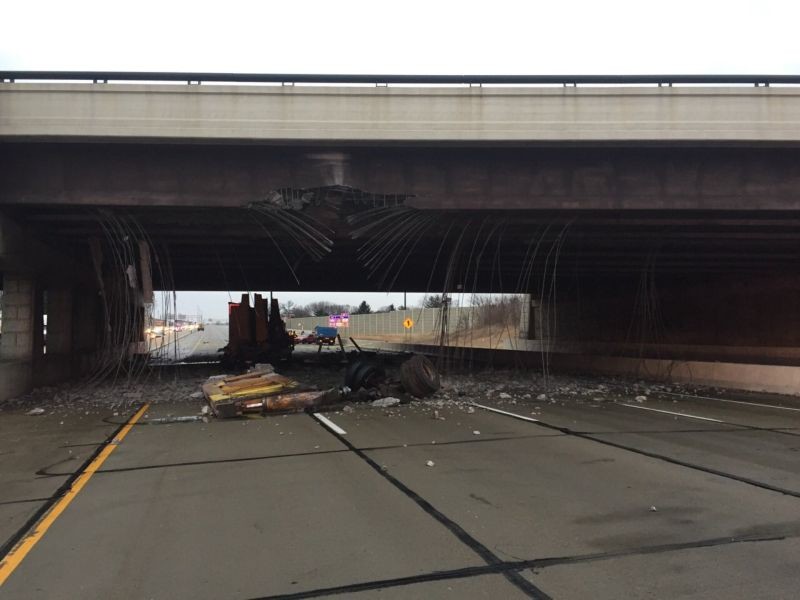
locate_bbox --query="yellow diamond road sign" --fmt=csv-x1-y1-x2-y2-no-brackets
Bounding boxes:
403,318,414,329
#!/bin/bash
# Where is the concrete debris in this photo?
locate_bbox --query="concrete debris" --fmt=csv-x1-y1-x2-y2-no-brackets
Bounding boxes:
372,397,401,408
189,391,204,399
202,365,351,418
26,407,46,416
1,361,707,428
426,460,435,467
649,506,658,512
5,378,203,416
472,430,481,435
149,415,204,424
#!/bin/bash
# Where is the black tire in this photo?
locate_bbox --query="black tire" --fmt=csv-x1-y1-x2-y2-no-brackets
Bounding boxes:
400,355,440,398
344,359,385,391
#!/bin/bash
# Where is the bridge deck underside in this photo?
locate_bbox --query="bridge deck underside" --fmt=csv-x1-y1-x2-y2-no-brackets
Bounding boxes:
1,142,799,291
3,204,799,292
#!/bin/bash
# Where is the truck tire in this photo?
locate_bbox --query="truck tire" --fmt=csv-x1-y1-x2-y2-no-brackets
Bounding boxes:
345,359,385,391
400,355,440,398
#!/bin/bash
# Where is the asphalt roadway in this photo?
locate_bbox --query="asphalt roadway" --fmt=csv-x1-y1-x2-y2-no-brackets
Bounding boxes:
149,323,229,363
2,373,800,598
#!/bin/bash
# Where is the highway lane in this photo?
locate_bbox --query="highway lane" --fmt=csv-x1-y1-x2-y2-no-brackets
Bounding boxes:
150,323,228,363
1,380,799,599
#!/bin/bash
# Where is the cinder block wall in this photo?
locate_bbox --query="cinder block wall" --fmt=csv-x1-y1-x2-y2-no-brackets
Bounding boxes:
0,276,36,400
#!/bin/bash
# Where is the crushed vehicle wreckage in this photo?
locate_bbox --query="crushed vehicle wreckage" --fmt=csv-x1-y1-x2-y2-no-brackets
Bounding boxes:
202,353,441,418
220,293,295,368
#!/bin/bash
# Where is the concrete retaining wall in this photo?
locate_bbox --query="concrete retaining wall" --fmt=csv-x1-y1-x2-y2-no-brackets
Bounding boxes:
289,307,475,338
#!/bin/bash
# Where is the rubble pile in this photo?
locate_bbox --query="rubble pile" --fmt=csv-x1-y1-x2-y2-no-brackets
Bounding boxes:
3,350,720,423
2,376,203,416
202,365,350,418
385,370,704,418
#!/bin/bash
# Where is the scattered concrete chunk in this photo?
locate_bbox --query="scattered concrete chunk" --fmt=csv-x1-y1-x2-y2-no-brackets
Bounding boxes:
372,397,401,408
635,395,647,403
26,407,45,416
149,415,204,424
426,460,435,467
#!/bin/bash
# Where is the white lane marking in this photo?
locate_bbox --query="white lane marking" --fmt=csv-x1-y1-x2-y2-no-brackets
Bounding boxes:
470,402,540,423
620,403,724,423
659,391,800,413
313,413,347,435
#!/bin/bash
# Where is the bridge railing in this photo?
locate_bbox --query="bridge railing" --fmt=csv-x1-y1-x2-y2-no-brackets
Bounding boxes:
1,71,798,87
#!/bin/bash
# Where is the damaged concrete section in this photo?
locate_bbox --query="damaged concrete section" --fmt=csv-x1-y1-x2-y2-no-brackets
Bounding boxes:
202,352,441,419
202,365,345,418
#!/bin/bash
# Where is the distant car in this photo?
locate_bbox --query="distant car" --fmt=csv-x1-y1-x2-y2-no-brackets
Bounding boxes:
198,323,205,331
298,332,316,344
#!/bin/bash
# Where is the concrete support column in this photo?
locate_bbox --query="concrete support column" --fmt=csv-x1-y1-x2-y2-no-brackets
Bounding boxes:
519,295,541,340
0,274,36,401
45,288,73,354
72,287,101,374
1,275,35,360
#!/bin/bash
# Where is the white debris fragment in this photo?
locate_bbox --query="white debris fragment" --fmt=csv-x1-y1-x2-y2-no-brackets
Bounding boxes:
426,460,435,467
472,430,481,435
635,395,647,403
498,392,512,399
466,406,475,414
537,394,547,401
649,505,658,512
200,405,210,415
372,397,401,408
26,408,45,416
342,405,355,413
189,391,204,399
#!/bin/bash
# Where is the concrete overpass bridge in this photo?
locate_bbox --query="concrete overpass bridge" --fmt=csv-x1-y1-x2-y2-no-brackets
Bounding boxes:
1,72,800,398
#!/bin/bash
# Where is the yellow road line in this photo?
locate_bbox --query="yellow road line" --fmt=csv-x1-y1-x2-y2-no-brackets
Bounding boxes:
0,403,150,587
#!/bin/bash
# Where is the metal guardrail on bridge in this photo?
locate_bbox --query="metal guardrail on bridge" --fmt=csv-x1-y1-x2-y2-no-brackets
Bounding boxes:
1,71,798,86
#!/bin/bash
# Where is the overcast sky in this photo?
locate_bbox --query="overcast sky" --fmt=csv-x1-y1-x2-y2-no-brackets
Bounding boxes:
2,1,798,74
3,1,797,317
